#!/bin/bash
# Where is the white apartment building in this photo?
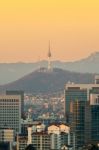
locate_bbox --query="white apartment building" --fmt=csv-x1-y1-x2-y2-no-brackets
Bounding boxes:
17,123,71,150
48,124,70,147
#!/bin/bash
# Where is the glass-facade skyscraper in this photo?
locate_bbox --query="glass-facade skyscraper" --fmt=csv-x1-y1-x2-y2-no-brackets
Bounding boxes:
64,86,87,123
65,82,99,148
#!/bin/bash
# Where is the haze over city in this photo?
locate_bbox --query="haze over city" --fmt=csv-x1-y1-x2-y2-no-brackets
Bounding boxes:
0,0,99,62
1,1,99,150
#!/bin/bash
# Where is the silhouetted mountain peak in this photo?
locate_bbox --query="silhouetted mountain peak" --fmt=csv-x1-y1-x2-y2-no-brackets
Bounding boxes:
0,52,99,85
0,68,95,93
86,51,99,62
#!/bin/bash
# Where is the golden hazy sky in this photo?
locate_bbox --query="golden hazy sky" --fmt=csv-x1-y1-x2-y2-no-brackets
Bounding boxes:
0,0,99,62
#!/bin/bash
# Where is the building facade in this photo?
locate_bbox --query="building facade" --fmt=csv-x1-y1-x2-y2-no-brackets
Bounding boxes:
17,134,28,150
65,82,99,148
6,90,24,118
0,95,21,134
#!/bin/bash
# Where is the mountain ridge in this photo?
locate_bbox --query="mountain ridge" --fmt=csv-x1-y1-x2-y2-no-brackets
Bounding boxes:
0,52,99,85
0,68,95,93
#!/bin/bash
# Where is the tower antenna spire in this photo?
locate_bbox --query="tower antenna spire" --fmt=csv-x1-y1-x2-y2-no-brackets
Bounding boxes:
48,40,51,58
47,40,52,71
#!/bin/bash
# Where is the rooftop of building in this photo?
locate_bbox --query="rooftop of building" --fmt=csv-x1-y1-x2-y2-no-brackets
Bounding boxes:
32,131,49,136
48,123,69,127
65,83,99,90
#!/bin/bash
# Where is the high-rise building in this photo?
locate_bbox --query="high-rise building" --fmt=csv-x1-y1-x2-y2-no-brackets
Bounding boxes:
0,95,21,134
64,83,99,123
71,100,87,148
64,84,87,123
48,124,70,149
89,94,99,144
64,79,99,148
6,90,24,118
69,93,99,148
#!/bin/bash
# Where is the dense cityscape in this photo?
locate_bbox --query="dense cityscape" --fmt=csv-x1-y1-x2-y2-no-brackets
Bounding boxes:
1,0,99,149
0,49,99,150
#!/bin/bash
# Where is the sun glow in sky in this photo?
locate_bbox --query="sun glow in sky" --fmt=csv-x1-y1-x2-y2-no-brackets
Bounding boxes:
0,0,99,62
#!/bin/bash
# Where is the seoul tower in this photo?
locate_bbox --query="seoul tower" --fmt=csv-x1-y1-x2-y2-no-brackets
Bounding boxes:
48,41,52,71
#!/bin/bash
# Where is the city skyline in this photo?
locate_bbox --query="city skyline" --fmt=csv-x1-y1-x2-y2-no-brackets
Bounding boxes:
0,0,99,62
